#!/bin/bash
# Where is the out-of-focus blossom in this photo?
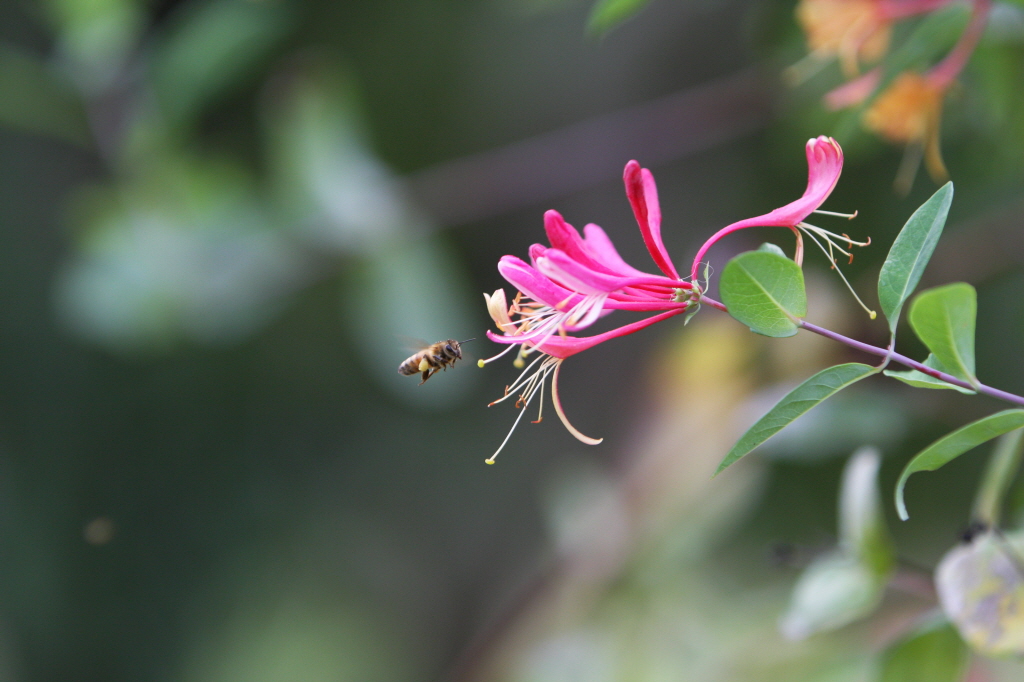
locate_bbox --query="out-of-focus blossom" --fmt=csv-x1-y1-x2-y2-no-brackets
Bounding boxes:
479,162,697,462
795,0,892,77
690,137,875,317
789,0,953,85
863,71,949,189
811,0,991,191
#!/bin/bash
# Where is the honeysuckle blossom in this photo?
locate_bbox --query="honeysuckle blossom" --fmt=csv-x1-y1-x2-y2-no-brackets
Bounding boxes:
479,161,697,463
863,71,949,191
690,136,876,317
789,0,951,82
816,0,991,191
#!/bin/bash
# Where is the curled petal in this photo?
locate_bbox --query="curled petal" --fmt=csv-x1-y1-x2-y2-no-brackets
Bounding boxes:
528,243,548,266
498,256,580,308
484,288,516,333
624,160,679,280
777,136,844,224
690,136,844,280
551,361,602,445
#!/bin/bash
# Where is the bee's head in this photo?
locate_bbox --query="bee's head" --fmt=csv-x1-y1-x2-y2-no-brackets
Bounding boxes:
446,341,461,358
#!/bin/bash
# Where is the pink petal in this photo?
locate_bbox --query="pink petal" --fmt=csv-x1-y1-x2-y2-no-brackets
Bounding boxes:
580,223,649,277
544,211,640,278
824,70,880,110
689,136,843,280
536,250,626,295
538,250,685,296
624,160,679,280
498,256,580,308
528,243,547,266
551,361,603,445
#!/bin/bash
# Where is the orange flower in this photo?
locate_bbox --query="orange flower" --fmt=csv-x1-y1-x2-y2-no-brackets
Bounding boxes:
863,72,948,189
796,0,891,76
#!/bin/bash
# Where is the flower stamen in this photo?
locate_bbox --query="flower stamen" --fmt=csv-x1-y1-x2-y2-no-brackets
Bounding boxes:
486,356,559,464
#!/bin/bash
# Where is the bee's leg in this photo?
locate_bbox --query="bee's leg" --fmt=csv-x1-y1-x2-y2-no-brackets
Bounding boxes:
419,369,434,385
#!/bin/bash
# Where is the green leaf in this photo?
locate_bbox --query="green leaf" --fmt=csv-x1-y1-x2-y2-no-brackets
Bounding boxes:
151,0,292,128
936,529,1024,655
715,363,876,475
883,354,976,394
895,410,1024,520
779,552,886,640
877,183,953,333
877,616,969,682
972,428,1024,527
586,0,652,35
719,251,807,338
839,448,894,577
908,283,977,385
757,242,787,257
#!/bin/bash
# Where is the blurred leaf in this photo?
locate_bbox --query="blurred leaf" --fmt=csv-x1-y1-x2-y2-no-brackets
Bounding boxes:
0,44,90,145
720,250,807,338
896,410,1024,521
839,448,894,577
716,364,877,475
985,3,1024,43
779,552,885,640
56,156,308,351
973,428,1024,527
151,0,292,128
908,283,978,386
884,354,976,394
876,616,968,682
46,0,145,92
936,529,1024,656
587,0,652,35
780,450,893,641
264,61,414,255
877,182,953,334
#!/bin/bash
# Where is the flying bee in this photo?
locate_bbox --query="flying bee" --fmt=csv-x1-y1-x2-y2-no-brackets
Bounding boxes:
398,339,473,385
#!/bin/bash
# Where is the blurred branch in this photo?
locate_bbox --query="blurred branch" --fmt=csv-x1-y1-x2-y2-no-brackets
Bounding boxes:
406,68,775,226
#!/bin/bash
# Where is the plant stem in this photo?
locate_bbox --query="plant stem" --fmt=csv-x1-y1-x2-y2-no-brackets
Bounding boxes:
700,296,1024,408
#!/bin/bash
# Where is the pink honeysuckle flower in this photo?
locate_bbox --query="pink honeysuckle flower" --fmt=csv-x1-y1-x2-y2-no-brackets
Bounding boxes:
690,136,876,317
478,161,698,463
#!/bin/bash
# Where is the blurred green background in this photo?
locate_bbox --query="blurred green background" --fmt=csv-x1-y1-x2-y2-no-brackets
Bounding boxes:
1,0,1024,679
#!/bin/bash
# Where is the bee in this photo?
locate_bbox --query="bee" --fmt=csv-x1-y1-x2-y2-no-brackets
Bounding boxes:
398,339,472,384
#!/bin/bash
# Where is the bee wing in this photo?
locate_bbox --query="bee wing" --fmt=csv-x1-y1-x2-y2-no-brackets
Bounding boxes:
396,335,431,353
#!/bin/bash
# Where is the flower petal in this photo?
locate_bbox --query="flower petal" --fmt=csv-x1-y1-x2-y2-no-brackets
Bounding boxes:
624,160,679,280
544,211,643,278
690,136,843,280
581,223,649,277
538,249,684,297
498,256,579,308
551,361,603,445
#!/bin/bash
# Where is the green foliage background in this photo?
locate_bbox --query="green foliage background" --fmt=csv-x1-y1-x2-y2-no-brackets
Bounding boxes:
1,0,1024,680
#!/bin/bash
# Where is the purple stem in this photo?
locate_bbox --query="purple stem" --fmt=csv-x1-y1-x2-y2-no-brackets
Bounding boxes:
700,297,1024,408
